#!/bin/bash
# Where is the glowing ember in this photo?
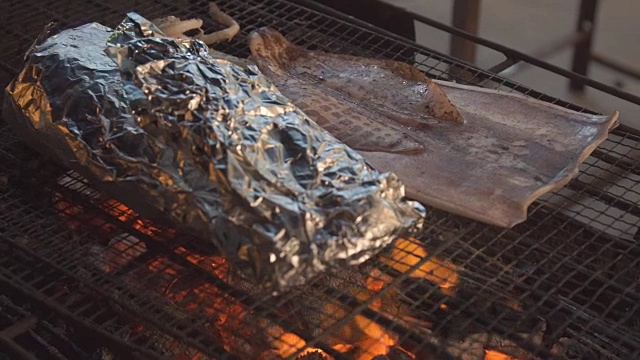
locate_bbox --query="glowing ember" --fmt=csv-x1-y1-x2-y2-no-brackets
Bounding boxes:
271,332,309,358
378,237,459,313
381,237,459,291
145,253,253,353
268,331,329,359
347,315,398,359
53,178,165,239
102,198,164,237
50,186,547,360
53,192,116,232
484,349,519,360
174,246,229,279
54,186,453,359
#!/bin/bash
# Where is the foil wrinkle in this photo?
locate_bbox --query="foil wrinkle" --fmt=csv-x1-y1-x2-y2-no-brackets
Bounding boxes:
3,13,425,294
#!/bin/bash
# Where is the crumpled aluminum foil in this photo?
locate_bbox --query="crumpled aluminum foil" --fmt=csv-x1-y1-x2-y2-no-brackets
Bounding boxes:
3,13,425,293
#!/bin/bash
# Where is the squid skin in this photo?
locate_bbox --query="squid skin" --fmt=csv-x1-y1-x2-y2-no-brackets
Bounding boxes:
247,27,465,127
246,27,468,156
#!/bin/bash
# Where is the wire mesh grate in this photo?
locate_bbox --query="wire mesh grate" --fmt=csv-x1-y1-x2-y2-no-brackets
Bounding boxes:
0,240,190,359
1,0,640,359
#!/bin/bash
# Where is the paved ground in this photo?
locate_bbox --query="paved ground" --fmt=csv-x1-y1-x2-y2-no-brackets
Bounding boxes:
382,0,640,129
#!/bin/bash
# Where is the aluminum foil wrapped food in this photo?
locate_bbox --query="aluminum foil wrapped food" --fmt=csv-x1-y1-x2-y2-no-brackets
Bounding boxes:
2,13,425,293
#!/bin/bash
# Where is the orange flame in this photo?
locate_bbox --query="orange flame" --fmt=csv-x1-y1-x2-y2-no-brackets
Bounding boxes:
101,198,164,238
330,237,460,359
381,237,459,291
53,192,116,232
146,254,254,354
55,187,457,359
377,237,458,314
268,331,330,359
484,349,519,360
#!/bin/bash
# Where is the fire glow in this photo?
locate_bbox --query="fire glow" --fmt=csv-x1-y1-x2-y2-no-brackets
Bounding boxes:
52,177,522,360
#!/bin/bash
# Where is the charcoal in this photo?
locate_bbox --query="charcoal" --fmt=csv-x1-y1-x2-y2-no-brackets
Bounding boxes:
372,346,414,360
296,351,329,360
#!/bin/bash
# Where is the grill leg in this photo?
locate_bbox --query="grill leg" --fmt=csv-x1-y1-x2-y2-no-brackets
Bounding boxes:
450,0,481,64
449,0,482,82
569,0,599,92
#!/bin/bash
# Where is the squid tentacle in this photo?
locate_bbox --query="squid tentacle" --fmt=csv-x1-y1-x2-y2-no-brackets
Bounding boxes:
153,2,240,46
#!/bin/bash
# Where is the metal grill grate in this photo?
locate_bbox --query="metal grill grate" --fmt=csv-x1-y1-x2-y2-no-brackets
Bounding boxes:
0,240,175,359
1,0,640,359
0,294,85,360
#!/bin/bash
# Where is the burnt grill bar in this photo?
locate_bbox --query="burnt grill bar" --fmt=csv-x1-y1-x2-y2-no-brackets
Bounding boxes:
0,233,239,360
0,315,39,360
0,138,354,358
1,0,640,359
47,175,346,360
0,243,162,360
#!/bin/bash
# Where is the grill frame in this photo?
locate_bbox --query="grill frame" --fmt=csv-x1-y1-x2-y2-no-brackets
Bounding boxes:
1,0,640,359
0,240,164,360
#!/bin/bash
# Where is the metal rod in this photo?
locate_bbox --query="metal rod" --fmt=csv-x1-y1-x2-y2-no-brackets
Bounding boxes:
487,58,520,75
0,270,163,360
297,0,640,107
450,0,481,63
591,53,640,81
566,179,640,219
590,149,640,177
570,0,599,92
0,334,38,360
368,273,562,360
48,183,348,360
495,31,589,76
450,0,481,79
0,316,38,338
292,0,467,67
613,124,640,140
318,286,461,360
0,249,180,359
535,31,590,60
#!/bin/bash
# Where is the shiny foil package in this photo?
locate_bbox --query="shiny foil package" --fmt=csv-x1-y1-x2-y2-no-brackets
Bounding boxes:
3,13,425,293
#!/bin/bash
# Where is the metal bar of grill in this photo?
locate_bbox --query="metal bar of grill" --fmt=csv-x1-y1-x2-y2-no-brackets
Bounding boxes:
1,0,640,359
0,316,39,360
0,246,162,359
352,0,640,107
